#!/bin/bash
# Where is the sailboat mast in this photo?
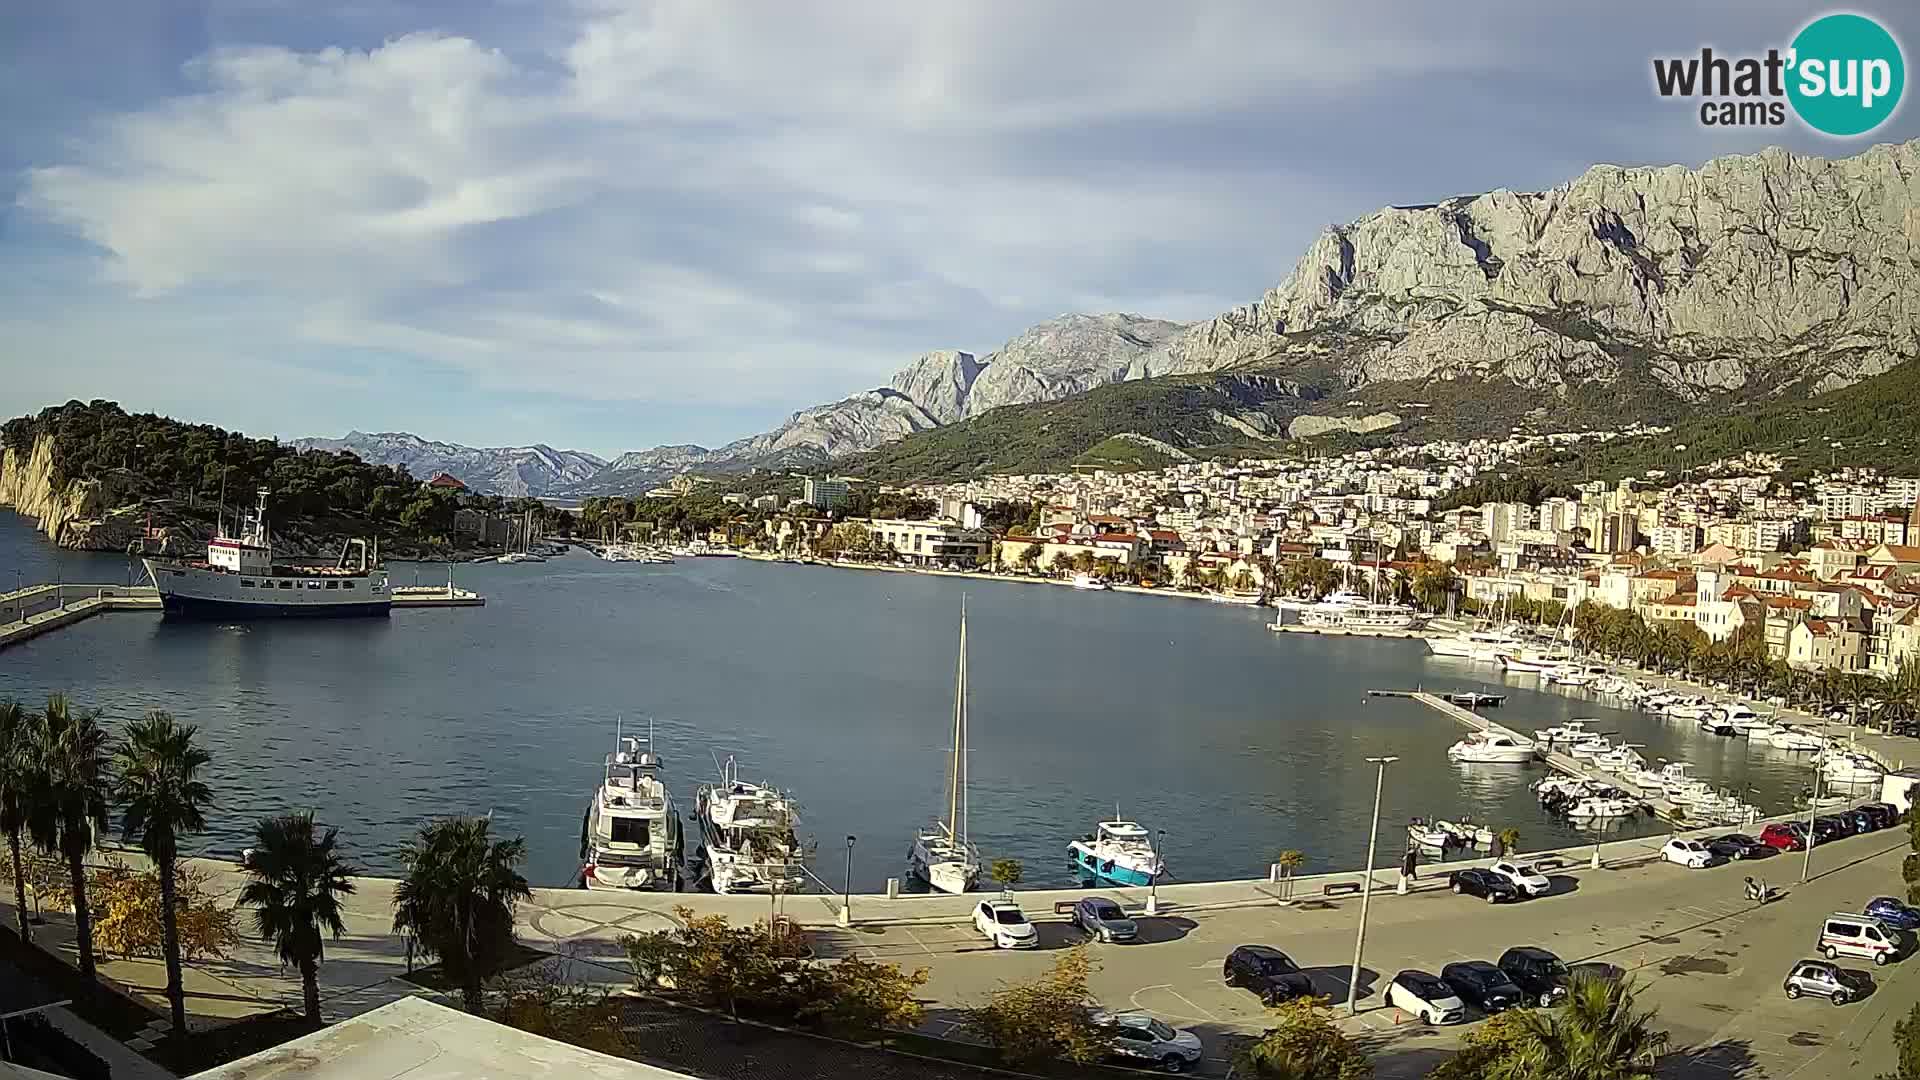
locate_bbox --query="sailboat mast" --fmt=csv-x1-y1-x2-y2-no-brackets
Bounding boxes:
947,609,966,838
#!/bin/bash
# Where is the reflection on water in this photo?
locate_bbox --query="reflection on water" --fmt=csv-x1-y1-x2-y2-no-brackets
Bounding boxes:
1,511,1817,889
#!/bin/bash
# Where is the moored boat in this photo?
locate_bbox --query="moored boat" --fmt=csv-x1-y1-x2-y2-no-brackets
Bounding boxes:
1447,731,1537,764
696,758,807,895
141,489,390,618
580,725,683,891
909,608,982,894
1068,818,1165,886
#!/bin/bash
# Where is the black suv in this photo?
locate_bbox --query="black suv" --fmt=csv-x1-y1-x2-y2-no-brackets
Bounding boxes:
1449,868,1520,903
1441,960,1523,1013
1224,945,1315,1004
1498,946,1572,1007
1705,834,1773,861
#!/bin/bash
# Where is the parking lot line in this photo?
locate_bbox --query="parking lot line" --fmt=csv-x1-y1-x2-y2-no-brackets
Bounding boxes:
901,926,938,958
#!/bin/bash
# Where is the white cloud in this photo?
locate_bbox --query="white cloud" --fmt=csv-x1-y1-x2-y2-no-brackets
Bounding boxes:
13,0,1914,447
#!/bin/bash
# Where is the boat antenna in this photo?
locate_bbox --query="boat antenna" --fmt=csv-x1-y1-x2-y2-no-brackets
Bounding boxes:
616,714,623,753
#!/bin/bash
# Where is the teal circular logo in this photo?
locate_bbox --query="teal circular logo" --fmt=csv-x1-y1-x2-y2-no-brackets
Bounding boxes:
1788,13,1905,136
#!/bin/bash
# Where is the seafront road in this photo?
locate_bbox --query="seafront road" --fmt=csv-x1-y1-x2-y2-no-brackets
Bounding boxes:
4,823,1915,1077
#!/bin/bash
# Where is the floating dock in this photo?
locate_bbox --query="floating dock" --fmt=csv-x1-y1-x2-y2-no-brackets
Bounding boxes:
391,586,486,608
1377,689,1689,823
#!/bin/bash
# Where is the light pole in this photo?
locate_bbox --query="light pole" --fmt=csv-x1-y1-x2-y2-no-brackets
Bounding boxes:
1802,763,1822,883
841,835,856,926
1146,828,1166,915
1347,755,1397,1015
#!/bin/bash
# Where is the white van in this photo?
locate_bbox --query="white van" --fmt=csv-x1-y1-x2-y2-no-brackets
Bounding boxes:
1820,913,1902,966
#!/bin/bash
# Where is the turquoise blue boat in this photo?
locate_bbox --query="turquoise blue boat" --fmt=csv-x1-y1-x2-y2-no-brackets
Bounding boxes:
1067,819,1164,887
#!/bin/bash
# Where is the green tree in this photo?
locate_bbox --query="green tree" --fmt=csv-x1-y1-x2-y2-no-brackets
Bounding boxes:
0,701,31,943
1016,543,1042,571
1274,850,1305,903
113,711,213,1037
1880,1002,1920,1080
391,816,533,1013
989,858,1023,893
1241,997,1373,1079
25,694,112,988
962,947,1110,1067
1497,827,1522,858
1426,1009,1534,1079
1509,975,1669,1080
240,812,359,1023
1410,562,1457,613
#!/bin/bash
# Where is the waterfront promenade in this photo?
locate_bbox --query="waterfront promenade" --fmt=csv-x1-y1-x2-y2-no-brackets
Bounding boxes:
4,815,1909,1077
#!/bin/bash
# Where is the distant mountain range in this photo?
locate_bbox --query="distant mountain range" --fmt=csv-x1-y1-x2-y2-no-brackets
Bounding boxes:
291,432,605,497
310,139,1920,493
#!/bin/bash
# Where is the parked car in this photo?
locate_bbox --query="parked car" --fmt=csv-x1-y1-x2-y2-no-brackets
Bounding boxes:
1865,897,1920,932
1091,1010,1203,1073
1072,896,1138,942
1487,860,1551,898
1661,838,1717,869
1813,816,1849,843
972,899,1037,949
1498,946,1572,1007
1862,804,1902,829
1448,868,1520,904
1440,961,1523,1013
1223,945,1315,1004
1761,823,1808,852
1844,808,1880,834
1705,834,1773,861
1385,970,1466,1024
1783,959,1873,1005
1820,913,1903,966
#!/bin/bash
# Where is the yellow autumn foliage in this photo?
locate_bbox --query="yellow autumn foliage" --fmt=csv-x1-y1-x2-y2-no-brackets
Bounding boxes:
90,858,241,962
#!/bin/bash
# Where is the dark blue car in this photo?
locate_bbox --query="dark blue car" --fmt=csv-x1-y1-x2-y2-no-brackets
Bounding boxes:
1866,897,1920,931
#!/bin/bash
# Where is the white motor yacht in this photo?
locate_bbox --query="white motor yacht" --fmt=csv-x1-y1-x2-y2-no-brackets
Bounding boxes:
1764,727,1827,752
696,758,807,896
909,608,983,894
1426,629,1528,661
1591,745,1646,773
1069,818,1166,886
1534,719,1597,745
1721,704,1769,733
1209,588,1265,606
1566,796,1637,819
1820,752,1885,786
1447,731,1538,764
1070,573,1111,591
1566,735,1613,759
580,728,683,892
1299,590,1421,630
1544,665,1594,687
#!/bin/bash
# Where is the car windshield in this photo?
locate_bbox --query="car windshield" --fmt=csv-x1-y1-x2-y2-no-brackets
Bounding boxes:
1406,976,1448,997
1092,903,1121,918
1545,959,1570,976
1146,1019,1177,1041
1512,863,1537,875
1258,956,1297,975
993,908,1026,925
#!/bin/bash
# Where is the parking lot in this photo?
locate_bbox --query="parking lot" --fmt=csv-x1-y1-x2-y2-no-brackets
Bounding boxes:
813,829,1918,1076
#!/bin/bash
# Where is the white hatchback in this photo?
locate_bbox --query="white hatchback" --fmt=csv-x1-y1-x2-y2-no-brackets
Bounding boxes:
1386,970,1467,1025
1488,860,1551,897
1661,838,1716,869
973,899,1038,949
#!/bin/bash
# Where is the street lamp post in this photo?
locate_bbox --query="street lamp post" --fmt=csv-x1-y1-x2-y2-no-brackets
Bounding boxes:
1146,828,1166,915
1347,755,1398,1015
1802,765,1822,884
841,835,856,926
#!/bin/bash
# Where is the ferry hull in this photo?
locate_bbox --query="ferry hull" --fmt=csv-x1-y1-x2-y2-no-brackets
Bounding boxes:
157,594,391,619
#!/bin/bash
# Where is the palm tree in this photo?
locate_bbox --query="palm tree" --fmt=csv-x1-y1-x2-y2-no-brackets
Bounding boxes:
1273,850,1305,902
25,694,111,986
0,701,31,943
1512,974,1670,1079
114,711,212,1037
239,812,358,1024
391,817,531,1013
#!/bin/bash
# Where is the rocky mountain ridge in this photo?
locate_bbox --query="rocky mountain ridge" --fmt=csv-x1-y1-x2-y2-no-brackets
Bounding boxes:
291,431,606,497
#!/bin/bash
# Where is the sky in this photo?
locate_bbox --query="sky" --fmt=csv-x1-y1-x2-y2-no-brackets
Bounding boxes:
4,2,1918,459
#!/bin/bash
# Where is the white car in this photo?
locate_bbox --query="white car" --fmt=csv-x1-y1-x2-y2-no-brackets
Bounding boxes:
1385,970,1467,1025
1488,860,1551,898
973,899,1038,949
1661,838,1716,869
1091,1010,1204,1073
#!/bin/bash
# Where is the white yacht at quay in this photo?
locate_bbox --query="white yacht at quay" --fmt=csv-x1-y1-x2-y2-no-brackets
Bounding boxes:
1070,573,1111,591
1446,731,1537,763
696,758,808,895
1298,589,1421,631
580,727,683,891
909,608,982,895
1426,629,1529,661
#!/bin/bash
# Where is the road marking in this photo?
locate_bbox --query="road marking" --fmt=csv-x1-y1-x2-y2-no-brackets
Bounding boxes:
901,927,938,958
1163,988,1222,1023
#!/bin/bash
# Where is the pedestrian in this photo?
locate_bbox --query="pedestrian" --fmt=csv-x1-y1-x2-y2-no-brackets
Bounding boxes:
1401,845,1418,882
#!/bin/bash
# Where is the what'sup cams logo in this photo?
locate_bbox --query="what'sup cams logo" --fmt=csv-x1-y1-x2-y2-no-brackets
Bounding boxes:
1653,12,1904,136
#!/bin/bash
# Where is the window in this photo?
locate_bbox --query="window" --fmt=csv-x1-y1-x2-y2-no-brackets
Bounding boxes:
325,581,339,590
342,581,355,590
241,580,256,588
609,818,650,845
278,581,293,590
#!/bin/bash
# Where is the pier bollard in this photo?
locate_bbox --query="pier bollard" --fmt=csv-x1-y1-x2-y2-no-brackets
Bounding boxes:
837,904,851,927
1268,863,1280,884
1395,872,1408,896
886,877,899,900
1590,848,1602,870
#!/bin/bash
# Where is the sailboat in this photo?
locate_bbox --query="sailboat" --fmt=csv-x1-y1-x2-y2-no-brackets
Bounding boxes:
909,606,982,894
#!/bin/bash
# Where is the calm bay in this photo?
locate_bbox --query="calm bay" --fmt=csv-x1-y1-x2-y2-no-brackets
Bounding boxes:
0,510,1816,891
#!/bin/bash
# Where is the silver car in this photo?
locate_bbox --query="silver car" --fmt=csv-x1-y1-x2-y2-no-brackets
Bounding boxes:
1783,959,1871,1005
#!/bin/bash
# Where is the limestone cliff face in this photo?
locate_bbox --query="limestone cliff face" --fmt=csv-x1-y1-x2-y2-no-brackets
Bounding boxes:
1141,141,1920,402
0,435,126,549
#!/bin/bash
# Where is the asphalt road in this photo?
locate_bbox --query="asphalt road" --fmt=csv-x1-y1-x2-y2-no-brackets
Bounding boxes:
813,829,1919,1078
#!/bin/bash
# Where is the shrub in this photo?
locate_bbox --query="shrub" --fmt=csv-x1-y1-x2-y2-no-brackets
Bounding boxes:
961,947,1109,1066
1240,997,1372,1079
90,858,240,962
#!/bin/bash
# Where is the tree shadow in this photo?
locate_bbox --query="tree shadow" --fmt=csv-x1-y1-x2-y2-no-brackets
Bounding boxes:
1660,1038,1760,1078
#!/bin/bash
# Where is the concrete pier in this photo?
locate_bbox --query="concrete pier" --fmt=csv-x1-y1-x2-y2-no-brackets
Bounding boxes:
0,584,160,651
1395,689,1690,822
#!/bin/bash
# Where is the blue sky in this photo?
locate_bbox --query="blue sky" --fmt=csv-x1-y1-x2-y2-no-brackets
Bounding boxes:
5,2,1918,459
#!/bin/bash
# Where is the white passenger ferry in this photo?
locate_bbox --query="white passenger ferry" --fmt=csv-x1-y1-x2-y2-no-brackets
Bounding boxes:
141,490,389,618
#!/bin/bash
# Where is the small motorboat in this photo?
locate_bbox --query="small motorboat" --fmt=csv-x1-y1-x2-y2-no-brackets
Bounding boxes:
1447,731,1538,764
1534,719,1598,745
1566,796,1638,819
1443,692,1507,709
1435,819,1495,847
1697,715,1736,737
1566,736,1614,760
1764,727,1826,752
1407,817,1454,849
1070,573,1111,592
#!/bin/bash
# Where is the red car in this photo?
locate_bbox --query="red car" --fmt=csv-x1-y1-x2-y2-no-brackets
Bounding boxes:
1761,823,1806,851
